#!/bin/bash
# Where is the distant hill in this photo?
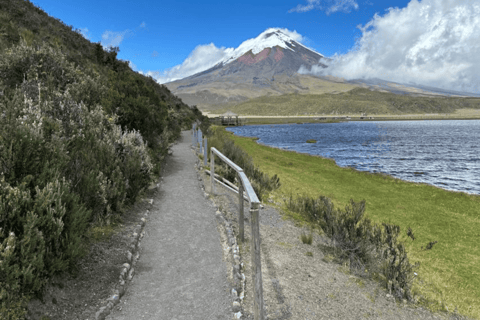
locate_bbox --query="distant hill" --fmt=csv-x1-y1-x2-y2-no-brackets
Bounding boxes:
212,87,480,116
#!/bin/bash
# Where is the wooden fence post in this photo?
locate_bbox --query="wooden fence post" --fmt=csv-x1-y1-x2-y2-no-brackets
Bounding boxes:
250,203,265,319
238,172,244,242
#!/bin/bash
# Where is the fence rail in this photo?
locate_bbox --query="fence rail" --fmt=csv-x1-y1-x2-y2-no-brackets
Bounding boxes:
192,124,265,320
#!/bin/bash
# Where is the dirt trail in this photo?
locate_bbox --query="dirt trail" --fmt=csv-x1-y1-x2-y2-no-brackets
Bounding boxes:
105,131,233,319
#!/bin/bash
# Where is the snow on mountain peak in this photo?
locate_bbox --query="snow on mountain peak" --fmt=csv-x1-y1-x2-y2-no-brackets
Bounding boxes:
220,28,322,65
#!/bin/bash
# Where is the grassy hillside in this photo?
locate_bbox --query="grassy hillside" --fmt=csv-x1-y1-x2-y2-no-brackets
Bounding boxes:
0,0,203,317
170,74,360,110
213,87,480,116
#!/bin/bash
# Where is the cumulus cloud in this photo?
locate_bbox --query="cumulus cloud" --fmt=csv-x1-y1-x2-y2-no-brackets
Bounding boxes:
143,27,305,84
100,22,146,49
289,0,359,15
101,30,132,48
301,0,480,94
143,43,234,84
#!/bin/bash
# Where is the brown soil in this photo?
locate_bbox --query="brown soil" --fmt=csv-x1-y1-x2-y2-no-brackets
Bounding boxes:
25,189,156,320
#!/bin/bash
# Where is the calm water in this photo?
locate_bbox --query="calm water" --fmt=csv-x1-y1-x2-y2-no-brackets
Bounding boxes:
227,120,480,195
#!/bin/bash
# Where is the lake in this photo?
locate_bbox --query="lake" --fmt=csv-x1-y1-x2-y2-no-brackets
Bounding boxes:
226,120,480,195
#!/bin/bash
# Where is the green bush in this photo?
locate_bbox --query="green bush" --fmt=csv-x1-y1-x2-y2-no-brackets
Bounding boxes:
0,176,90,302
0,40,158,309
285,194,419,301
0,18,200,313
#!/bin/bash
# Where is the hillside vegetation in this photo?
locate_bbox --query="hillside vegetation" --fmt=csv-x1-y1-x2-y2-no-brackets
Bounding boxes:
213,87,480,116
0,0,202,317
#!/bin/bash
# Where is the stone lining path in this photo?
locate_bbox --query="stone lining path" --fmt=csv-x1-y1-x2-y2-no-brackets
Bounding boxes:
106,131,233,320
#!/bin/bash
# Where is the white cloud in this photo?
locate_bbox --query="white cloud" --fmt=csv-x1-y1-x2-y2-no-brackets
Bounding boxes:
128,61,138,71
301,0,480,94
143,43,234,84
273,27,304,42
101,30,132,48
289,0,359,14
77,27,91,40
100,22,146,50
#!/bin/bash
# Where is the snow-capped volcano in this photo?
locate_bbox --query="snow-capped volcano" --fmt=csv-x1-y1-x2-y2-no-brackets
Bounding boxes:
219,28,324,65
165,28,329,107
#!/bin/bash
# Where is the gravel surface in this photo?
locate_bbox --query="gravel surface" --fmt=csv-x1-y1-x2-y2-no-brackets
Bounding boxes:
201,170,472,320
105,131,233,320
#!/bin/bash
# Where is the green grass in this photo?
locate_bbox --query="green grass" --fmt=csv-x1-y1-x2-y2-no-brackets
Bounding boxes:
213,87,480,116
224,129,480,319
300,231,313,244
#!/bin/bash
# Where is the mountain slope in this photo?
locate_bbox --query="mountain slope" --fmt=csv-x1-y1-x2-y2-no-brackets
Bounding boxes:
0,1,202,317
165,29,333,107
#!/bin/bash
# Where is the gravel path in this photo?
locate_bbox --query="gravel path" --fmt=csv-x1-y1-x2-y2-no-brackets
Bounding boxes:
106,131,233,320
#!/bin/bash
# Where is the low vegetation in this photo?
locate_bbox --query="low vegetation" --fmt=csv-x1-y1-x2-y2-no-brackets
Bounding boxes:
287,195,418,301
204,126,280,201
0,1,201,317
213,87,480,116
300,230,313,245
218,127,480,319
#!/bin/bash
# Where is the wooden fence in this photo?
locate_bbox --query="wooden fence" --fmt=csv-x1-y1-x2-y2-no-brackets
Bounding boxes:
192,124,265,319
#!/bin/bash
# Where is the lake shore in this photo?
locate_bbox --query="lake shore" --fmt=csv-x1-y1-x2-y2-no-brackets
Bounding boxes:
203,110,480,125
219,127,480,319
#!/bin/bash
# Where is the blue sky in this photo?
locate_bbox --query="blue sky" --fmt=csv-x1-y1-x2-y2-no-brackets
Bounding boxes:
31,0,480,94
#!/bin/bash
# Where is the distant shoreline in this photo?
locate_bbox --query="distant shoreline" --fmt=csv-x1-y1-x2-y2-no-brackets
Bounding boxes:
203,112,480,125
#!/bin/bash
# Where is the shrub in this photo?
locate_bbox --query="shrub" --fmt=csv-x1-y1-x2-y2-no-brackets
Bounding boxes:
300,232,313,245
285,194,419,301
0,176,90,305
0,36,196,311
0,41,156,308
